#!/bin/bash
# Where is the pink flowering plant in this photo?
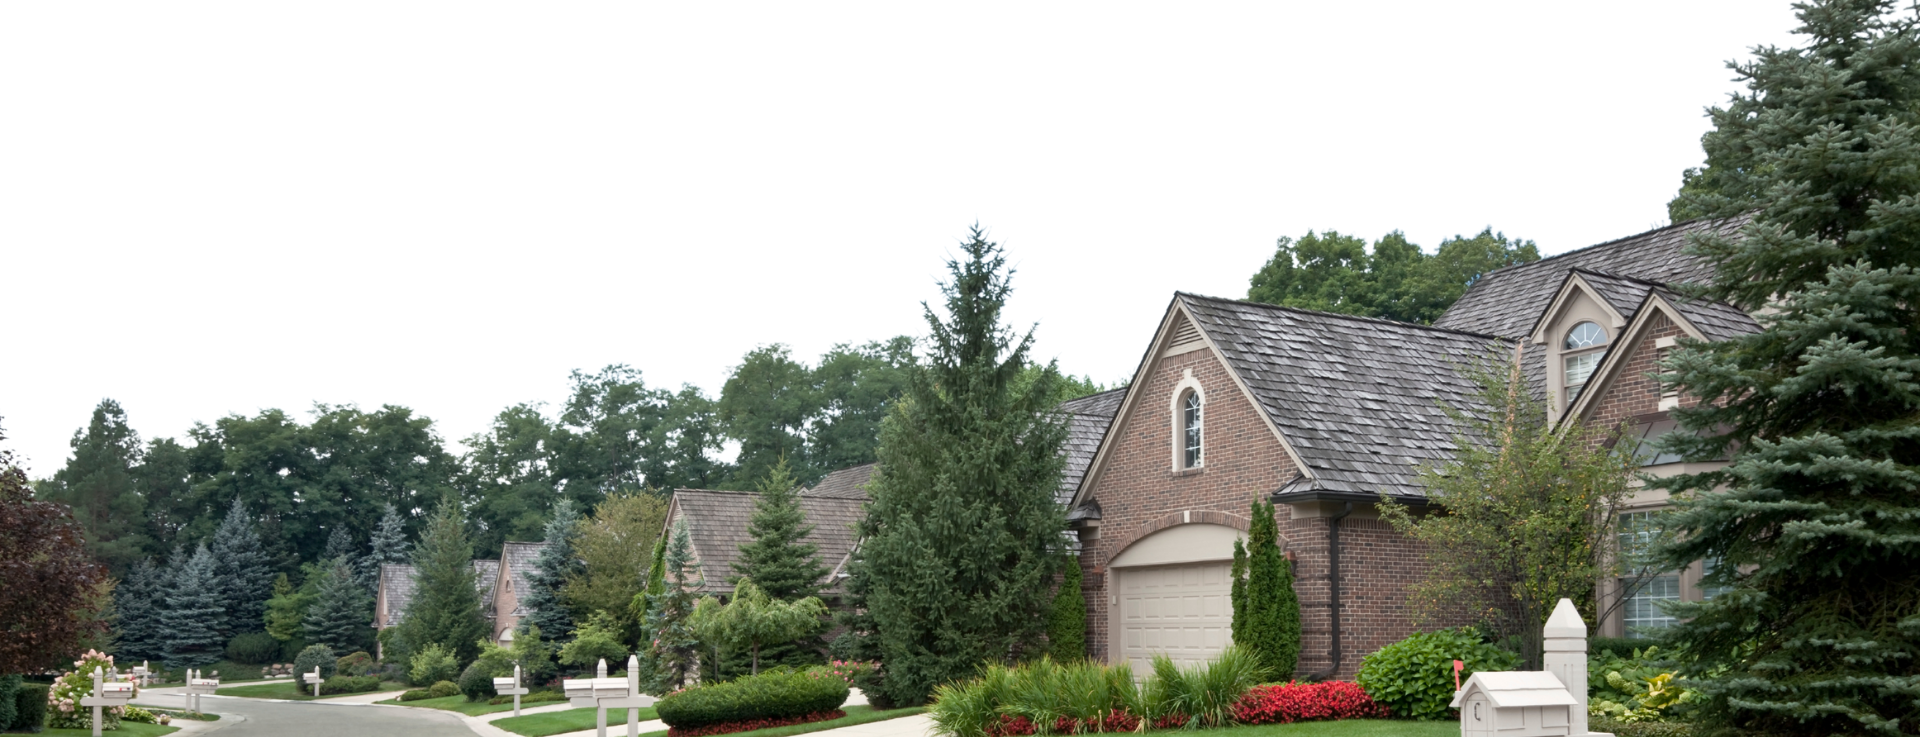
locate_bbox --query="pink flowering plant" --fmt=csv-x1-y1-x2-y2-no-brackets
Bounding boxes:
48,650,137,730
823,660,876,686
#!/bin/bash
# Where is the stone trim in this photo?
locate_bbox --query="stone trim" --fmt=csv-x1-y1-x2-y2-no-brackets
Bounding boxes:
1100,510,1256,574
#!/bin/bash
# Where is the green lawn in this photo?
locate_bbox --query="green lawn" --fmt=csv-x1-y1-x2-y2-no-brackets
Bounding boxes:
215,680,406,701
492,706,659,737
377,693,571,716
1205,720,1456,737
657,706,927,737
27,722,180,737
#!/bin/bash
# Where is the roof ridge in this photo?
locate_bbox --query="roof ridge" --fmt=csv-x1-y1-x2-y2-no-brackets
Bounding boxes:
674,488,759,496
1476,216,1740,282
1567,267,1669,288
1176,292,1511,342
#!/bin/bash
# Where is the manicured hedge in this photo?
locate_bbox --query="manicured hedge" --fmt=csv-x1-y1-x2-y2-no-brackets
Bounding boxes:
428,680,460,699
656,668,850,730
15,683,48,732
319,675,382,695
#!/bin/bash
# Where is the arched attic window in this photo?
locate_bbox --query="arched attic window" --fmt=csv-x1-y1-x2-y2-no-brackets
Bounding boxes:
1563,321,1608,403
1182,390,1203,468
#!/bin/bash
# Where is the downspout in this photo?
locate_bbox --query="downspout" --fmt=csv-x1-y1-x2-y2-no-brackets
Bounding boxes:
1309,501,1354,681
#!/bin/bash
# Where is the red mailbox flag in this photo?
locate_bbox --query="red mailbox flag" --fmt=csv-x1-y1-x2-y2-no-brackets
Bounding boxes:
1453,660,1464,690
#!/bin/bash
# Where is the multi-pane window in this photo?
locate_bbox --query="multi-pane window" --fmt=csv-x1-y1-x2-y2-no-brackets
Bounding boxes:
1701,558,1731,600
1564,321,1607,403
1183,392,1202,468
1617,511,1663,565
1623,575,1680,635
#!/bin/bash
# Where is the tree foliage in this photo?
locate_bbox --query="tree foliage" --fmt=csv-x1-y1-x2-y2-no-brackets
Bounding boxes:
115,557,166,662
1239,500,1299,680
1654,2,1920,732
689,578,827,676
0,426,109,673
1247,229,1539,324
565,491,667,644
304,557,372,653
1381,351,1636,669
720,339,917,487
263,571,314,643
398,499,488,663
210,497,274,638
36,400,150,575
731,457,827,601
162,544,227,668
642,519,703,694
363,504,410,590
854,227,1069,705
1047,558,1087,661
518,498,581,644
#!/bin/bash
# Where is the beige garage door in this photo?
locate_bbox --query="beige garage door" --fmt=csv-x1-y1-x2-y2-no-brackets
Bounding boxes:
1116,561,1233,673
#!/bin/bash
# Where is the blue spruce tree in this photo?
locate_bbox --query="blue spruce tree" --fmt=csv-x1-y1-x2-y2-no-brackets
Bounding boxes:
518,499,580,644
210,499,273,637
162,545,226,667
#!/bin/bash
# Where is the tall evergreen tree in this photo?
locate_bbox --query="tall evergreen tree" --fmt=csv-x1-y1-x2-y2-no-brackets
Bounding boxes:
363,503,410,590
1654,2,1920,732
161,544,225,667
856,227,1070,705
397,499,488,663
1241,500,1299,680
209,498,273,638
304,558,373,653
324,528,356,563
518,498,581,645
38,400,151,574
732,457,827,600
263,571,313,643
114,558,165,662
1229,539,1248,648
642,519,702,694
1047,558,1086,661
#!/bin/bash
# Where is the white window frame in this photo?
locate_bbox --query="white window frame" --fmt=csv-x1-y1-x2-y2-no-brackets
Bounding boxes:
1169,369,1206,472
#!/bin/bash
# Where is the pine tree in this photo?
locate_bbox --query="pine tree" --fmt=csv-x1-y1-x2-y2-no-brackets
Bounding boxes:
362,504,410,590
161,544,226,667
114,557,165,662
39,400,151,574
304,558,373,653
732,457,827,601
324,528,357,563
1229,539,1248,648
398,499,489,663
263,572,312,643
1653,3,1920,732
858,227,1070,705
642,519,702,694
1242,500,1299,680
209,498,273,638
1047,558,1086,661
518,498,580,645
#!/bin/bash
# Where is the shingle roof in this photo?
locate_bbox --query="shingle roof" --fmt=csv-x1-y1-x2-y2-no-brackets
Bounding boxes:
474,559,501,622
1058,387,1126,506
379,563,416,627
1653,286,1762,342
500,542,546,617
804,463,875,500
1179,293,1512,499
671,488,866,595
1571,270,1660,324
1436,217,1745,339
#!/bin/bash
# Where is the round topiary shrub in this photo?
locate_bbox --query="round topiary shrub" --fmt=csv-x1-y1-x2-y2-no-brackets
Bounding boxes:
336,651,374,677
428,680,461,699
1356,627,1520,721
293,643,339,683
227,632,283,665
458,663,497,702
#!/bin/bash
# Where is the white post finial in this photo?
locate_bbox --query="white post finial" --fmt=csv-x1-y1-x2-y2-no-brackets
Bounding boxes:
597,658,608,678
1541,597,1593,736
627,654,642,737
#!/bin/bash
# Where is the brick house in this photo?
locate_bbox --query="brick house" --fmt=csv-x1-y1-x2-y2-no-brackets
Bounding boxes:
1066,217,1757,677
374,540,548,656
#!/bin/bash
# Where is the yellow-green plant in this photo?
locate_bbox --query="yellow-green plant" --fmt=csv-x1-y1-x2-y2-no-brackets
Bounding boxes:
688,578,827,676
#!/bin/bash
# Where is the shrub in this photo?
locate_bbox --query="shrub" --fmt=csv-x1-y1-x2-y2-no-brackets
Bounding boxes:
428,680,461,699
16,682,48,733
336,651,375,677
319,675,381,695
410,643,459,686
656,667,850,730
399,689,434,702
377,627,409,665
458,663,497,702
1589,645,1697,724
1231,682,1387,724
668,710,844,737
0,673,18,731
227,632,282,665
1590,716,1694,737
281,636,311,663
1589,636,1650,661
1144,647,1265,728
488,689,566,705
931,657,1150,737
122,706,160,724
1356,628,1520,721
48,651,130,731
293,643,339,682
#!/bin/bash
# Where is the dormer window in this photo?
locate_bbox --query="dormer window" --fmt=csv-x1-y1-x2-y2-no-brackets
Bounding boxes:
1563,321,1607,402
1182,391,1203,468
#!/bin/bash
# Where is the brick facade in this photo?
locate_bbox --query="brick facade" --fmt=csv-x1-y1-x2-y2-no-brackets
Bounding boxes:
1584,312,1691,429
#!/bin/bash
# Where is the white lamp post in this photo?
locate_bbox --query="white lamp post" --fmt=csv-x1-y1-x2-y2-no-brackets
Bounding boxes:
184,668,220,713
302,666,324,698
493,664,530,717
562,655,656,737
77,666,134,737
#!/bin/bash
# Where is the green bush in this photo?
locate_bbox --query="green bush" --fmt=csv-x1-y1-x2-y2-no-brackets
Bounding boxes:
227,632,282,665
1589,645,1698,724
1590,636,1653,661
410,644,460,686
377,627,409,665
319,675,381,695
281,636,311,662
0,673,19,731
932,657,1146,737
16,682,48,732
336,651,375,677
121,706,159,724
1591,715,1694,737
490,690,566,705
1145,647,1265,728
1356,627,1520,721
293,643,339,682
428,680,461,699
458,663,497,702
398,689,434,702
657,667,849,729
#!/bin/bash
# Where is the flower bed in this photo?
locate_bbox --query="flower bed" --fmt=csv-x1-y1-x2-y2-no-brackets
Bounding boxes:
48,650,136,731
667,709,847,737
1231,682,1386,724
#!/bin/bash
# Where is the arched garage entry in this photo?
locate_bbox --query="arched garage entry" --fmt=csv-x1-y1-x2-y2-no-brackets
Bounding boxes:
1107,522,1246,672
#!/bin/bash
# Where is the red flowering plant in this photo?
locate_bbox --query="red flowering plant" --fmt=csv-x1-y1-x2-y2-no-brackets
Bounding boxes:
667,710,845,737
1230,681,1388,725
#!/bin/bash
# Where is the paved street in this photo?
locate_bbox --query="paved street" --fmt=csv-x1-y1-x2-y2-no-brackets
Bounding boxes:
136,687,475,737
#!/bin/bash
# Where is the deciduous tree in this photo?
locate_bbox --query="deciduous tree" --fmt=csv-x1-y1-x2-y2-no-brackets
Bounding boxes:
1247,229,1538,324
564,492,666,643
0,427,109,673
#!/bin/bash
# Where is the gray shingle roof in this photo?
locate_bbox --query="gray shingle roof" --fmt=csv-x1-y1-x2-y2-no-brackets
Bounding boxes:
474,559,501,622
1653,286,1762,342
671,488,866,595
1436,217,1745,339
379,563,416,627
804,463,875,500
1179,293,1512,499
500,542,546,617
1058,387,1126,506
1571,270,1660,323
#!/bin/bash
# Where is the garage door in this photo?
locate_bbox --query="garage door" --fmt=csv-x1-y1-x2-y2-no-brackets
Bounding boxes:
1116,561,1233,673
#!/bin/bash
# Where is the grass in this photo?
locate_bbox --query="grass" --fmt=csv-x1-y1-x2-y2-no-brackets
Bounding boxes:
492,706,659,737
147,708,221,721
378,693,571,716
22,722,180,736
648,705,928,737
1204,720,1458,737
151,660,280,685
214,680,406,701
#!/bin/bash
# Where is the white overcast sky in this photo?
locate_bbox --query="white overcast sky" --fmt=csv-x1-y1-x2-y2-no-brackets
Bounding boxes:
2,2,1803,475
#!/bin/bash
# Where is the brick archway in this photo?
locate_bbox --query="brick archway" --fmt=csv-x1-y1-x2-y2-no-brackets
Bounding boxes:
1105,509,1266,566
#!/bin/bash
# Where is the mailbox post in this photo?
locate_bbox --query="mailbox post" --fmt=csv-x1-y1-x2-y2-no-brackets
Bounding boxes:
302,667,323,698
563,656,657,737
493,664,530,717
184,668,220,713
77,666,134,737
130,662,150,687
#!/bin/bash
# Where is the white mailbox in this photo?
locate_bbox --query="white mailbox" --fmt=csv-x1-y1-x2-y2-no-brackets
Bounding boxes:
302,667,324,698
77,667,134,737
183,668,219,713
560,656,657,737
494,664,531,717
1451,598,1613,737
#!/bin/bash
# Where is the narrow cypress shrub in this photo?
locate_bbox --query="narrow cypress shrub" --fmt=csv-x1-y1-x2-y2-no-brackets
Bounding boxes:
1243,500,1299,680
0,673,19,732
1229,539,1248,648
1047,558,1087,661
